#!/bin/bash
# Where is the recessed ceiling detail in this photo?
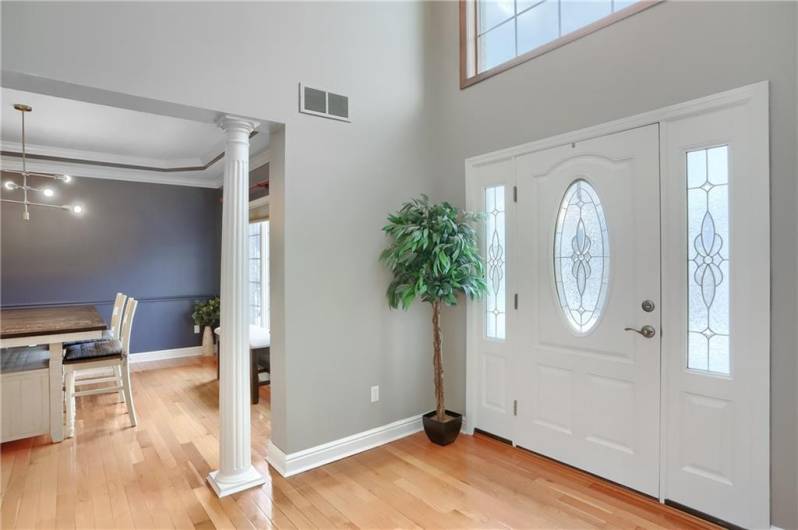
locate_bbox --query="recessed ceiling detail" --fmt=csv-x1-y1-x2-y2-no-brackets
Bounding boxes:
0,88,269,188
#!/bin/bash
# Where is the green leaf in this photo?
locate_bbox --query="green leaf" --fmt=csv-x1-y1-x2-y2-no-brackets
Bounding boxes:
379,195,488,310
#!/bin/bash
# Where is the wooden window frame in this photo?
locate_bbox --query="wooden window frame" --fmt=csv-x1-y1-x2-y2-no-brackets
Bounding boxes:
460,0,663,89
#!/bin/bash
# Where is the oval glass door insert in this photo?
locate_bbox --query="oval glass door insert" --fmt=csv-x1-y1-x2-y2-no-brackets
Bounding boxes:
553,179,610,333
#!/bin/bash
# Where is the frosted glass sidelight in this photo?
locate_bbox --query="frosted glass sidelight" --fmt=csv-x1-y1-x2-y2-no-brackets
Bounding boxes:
553,180,610,333
485,186,507,340
687,146,730,374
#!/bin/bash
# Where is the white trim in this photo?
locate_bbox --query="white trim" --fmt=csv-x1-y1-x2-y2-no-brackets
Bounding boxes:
266,413,424,477
129,345,205,364
1,140,208,170
0,155,222,188
1,145,271,190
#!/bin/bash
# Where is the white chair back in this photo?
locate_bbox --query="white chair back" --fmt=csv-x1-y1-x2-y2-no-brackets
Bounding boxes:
110,292,128,338
119,298,138,356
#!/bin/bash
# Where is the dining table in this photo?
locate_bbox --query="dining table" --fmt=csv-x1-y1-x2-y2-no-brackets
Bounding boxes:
0,305,107,442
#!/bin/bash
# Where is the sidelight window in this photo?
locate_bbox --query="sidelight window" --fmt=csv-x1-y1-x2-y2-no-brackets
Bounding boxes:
687,146,730,374
485,185,507,339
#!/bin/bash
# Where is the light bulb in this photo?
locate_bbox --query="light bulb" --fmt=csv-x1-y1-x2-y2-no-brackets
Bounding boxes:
4,181,17,190
61,174,72,183
42,187,55,198
71,204,84,215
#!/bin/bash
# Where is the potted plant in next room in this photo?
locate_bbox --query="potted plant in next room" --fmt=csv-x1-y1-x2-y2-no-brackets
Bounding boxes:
192,297,220,356
380,195,487,446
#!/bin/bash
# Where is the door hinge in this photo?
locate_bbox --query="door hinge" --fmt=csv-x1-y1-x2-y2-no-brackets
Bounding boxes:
513,185,518,203
513,400,518,416
514,293,518,310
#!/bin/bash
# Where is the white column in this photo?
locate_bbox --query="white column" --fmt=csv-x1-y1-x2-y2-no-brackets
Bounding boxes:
207,115,266,497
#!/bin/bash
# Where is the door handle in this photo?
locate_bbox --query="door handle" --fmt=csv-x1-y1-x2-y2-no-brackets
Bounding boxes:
624,325,656,338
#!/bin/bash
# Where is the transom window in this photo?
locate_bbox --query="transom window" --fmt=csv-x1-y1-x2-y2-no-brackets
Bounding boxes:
460,0,658,87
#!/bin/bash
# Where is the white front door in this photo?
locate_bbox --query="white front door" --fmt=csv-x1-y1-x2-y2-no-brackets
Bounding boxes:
514,125,661,496
466,84,770,528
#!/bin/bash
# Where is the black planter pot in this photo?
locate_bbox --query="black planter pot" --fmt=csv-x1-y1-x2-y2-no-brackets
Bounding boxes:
422,410,462,446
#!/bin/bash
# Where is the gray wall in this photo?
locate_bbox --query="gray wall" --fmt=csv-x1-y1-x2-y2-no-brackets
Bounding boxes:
0,1,439,455
1,2,795,527
424,2,797,528
1,175,222,353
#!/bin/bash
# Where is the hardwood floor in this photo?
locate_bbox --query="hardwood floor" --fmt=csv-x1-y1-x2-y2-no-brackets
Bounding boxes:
1,357,719,530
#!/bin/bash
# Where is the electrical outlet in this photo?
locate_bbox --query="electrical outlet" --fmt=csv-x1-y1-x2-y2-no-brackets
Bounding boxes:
370,385,379,403
194,325,200,334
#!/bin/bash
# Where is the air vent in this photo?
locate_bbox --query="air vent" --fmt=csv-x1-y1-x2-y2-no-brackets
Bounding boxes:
299,83,350,122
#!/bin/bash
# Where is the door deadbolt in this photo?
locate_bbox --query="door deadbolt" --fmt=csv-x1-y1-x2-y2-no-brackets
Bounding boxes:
641,299,655,312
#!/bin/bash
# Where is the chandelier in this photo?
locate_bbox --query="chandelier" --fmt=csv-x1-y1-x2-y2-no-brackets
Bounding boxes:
1,104,85,220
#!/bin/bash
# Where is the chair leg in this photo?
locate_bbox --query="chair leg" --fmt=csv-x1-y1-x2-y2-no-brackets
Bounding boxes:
250,348,258,405
65,368,76,438
114,365,125,403
120,359,137,427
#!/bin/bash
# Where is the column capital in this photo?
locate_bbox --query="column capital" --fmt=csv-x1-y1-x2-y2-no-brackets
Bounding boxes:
218,115,260,136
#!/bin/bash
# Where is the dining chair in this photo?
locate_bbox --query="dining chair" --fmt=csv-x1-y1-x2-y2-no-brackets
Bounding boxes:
69,292,128,402
63,298,138,437
108,292,128,338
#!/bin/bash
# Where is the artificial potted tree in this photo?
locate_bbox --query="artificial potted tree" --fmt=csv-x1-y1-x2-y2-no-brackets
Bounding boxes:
192,297,220,356
380,195,487,445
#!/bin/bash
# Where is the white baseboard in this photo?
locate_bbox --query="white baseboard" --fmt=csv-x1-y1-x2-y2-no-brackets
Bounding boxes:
267,413,424,477
130,346,205,364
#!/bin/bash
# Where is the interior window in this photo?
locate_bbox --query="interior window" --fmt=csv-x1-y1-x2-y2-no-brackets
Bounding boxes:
248,221,270,331
461,0,657,87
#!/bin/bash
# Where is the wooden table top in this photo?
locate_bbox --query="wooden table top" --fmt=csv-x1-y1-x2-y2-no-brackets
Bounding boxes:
0,305,107,339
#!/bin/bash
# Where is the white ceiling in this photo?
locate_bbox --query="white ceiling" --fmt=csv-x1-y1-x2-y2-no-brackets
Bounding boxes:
0,88,269,187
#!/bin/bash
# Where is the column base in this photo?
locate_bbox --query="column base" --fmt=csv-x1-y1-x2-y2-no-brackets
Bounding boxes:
207,466,266,497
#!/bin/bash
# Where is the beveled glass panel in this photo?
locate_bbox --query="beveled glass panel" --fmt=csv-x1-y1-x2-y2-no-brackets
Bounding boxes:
485,185,506,340
687,146,730,374
553,180,610,333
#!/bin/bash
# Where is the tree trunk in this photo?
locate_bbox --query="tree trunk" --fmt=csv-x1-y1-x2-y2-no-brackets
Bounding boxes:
432,300,445,421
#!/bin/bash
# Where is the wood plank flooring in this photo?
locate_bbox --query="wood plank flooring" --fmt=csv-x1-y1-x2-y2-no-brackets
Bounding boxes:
1,357,719,529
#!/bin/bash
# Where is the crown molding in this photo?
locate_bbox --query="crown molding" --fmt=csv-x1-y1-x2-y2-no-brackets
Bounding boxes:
1,144,270,189
0,154,222,188
0,140,222,171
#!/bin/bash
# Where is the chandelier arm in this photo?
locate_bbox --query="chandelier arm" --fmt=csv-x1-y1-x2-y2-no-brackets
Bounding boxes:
4,169,68,180
7,103,83,220
1,198,69,210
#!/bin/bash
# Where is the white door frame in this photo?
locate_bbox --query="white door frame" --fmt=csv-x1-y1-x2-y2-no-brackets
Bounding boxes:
465,81,769,523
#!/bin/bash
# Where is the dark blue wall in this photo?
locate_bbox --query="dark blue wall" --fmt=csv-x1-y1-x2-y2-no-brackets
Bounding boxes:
1,174,222,354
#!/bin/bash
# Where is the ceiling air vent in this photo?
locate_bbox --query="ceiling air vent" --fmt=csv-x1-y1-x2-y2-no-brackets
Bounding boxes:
299,83,350,122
